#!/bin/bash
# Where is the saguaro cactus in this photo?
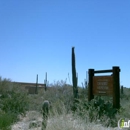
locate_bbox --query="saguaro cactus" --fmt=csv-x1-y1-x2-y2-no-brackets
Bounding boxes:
85,80,87,89
35,74,38,94
72,47,78,99
121,85,123,94
42,100,51,118
41,100,51,130
76,73,78,86
44,72,47,91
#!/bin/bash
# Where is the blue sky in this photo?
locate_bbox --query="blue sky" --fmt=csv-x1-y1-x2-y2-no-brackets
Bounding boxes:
0,0,130,87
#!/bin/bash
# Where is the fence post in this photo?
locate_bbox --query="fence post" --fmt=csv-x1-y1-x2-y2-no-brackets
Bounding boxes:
88,69,94,101
113,66,120,109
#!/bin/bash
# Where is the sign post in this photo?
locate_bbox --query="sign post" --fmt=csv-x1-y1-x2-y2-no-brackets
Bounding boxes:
88,66,120,109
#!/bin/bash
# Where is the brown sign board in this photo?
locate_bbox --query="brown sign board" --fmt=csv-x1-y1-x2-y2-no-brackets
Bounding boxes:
93,76,113,96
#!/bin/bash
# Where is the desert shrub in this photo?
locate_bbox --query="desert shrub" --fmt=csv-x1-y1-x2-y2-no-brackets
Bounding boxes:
0,90,29,115
0,77,13,94
0,111,18,130
28,80,74,113
0,76,29,115
71,96,119,127
0,76,29,129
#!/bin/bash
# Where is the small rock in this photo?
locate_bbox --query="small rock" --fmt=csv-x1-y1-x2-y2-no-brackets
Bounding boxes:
29,120,41,129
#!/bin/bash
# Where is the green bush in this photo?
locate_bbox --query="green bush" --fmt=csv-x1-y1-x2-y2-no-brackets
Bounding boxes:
0,90,29,115
0,112,17,130
0,76,29,129
71,96,119,127
0,76,29,115
28,80,74,113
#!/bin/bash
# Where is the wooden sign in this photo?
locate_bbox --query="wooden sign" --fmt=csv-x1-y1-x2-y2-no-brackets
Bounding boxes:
88,66,120,109
93,76,113,96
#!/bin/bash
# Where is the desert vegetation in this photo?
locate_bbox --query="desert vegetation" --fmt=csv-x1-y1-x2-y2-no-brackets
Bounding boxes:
0,76,130,130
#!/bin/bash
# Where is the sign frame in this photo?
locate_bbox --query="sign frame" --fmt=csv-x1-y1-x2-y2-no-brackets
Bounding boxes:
88,66,120,109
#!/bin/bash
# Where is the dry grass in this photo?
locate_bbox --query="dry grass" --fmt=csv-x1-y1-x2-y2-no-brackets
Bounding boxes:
1,78,130,130
47,113,120,130
12,110,121,130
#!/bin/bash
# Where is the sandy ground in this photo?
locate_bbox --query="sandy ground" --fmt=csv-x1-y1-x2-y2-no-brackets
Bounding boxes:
11,111,43,130
11,111,127,130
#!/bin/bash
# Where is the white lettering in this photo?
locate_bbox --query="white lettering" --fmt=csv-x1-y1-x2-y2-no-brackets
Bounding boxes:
98,91,106,93
97,82,108,86
97,86,108,90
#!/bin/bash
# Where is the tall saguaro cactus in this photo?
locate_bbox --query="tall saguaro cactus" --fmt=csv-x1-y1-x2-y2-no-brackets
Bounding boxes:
76,73,78,85
72,47,78,99
35,74,38,94
121,85,123,94
44,72,47,91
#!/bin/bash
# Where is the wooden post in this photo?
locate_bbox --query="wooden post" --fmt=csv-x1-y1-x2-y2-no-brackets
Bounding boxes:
113,66,120,109
88,69,94,101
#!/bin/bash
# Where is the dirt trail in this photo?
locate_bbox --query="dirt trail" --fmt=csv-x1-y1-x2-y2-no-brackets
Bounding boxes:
12,111,43,130
11,111,121,130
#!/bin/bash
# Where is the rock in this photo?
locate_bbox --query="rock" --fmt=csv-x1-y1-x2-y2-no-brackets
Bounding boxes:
29,120,41,129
